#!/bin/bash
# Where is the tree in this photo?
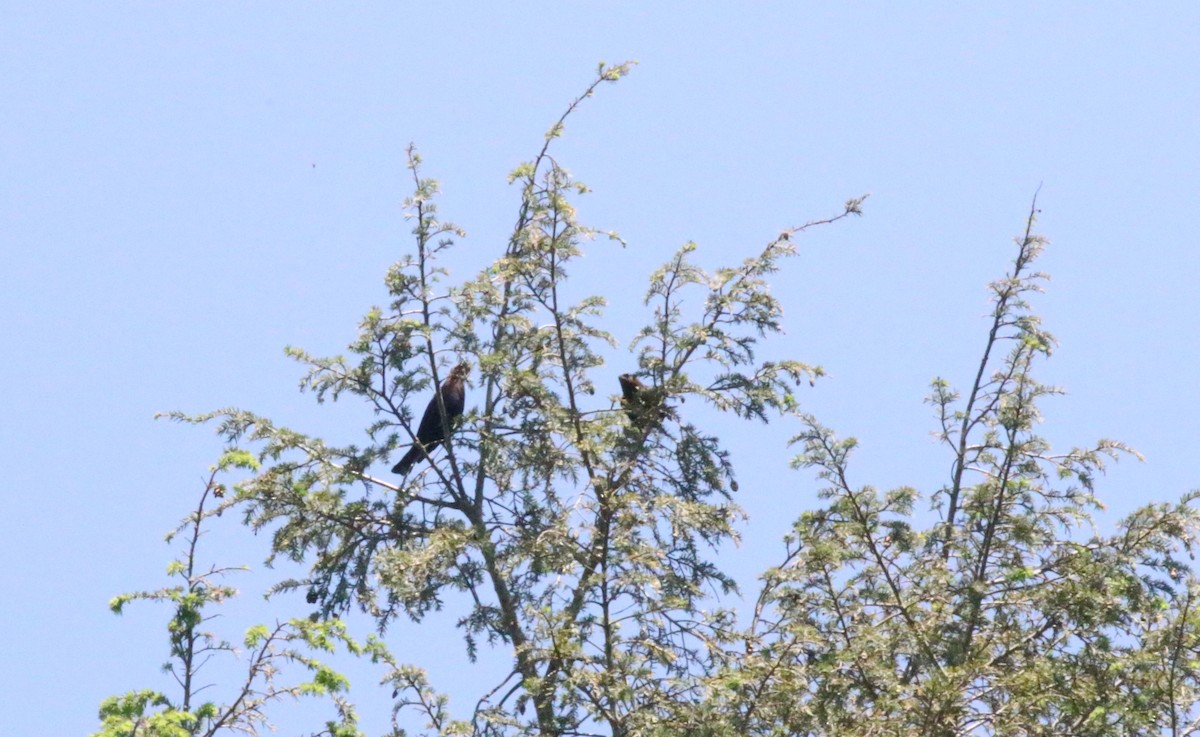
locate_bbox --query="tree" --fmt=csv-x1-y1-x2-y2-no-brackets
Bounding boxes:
93,452,367,737
109,63,1200,736
675,202,1200,737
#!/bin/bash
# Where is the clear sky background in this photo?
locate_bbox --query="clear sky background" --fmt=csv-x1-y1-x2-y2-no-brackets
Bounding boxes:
3,4,1198,735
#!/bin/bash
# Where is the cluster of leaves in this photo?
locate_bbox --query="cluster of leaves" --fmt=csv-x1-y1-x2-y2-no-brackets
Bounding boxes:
104,63,1200,736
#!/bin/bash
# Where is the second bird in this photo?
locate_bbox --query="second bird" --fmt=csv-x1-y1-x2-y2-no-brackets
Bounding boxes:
392,362,470,475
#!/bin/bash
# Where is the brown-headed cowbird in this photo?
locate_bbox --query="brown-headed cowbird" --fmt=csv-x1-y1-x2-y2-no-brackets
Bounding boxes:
392,362,470,475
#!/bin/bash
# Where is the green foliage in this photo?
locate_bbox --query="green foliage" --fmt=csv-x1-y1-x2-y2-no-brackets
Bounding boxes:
686,202,1200,736
120,65,1200,736
93,691,194,737
93,469,368,737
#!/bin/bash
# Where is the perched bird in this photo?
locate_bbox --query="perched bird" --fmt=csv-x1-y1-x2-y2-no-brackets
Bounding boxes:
618,373,646,417
392,362,470,475
618,373,667,429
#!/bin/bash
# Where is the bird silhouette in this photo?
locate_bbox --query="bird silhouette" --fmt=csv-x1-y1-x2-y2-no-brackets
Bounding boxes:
392,363,470,475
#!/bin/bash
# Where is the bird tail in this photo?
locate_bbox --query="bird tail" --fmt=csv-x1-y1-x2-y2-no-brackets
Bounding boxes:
391,445,422,475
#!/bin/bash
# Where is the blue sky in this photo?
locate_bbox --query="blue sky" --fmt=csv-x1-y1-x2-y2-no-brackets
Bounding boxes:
3,4,1198,735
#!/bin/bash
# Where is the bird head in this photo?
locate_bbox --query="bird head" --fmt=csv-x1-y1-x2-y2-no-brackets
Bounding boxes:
618,373,644,392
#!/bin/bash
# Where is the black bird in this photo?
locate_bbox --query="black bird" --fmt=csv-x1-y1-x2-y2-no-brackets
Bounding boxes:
392,363,470,475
